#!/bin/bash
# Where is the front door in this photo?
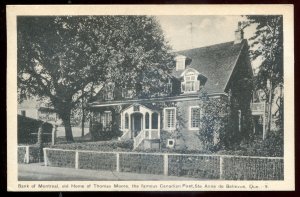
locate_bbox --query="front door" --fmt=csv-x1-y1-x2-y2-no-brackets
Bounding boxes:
132,113,142,137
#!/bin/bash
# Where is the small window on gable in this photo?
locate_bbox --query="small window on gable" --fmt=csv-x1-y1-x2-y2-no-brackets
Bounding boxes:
104,83,114,100
122,87,134,99
182,70,199,93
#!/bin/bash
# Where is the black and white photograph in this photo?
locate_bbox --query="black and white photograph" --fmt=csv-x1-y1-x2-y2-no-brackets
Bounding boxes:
7,5,294,191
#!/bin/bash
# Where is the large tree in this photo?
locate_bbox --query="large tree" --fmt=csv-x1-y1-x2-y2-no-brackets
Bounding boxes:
245,16,283,133
18,16,174,142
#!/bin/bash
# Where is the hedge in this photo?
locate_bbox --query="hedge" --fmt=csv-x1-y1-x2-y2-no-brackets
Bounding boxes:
18,145,41,163
222,157,284,180
43,148,283,180
119,153,164,175
168,155,220,179
18,146,27,163
50,140,133,152
46,149,76,168
78,152,116,171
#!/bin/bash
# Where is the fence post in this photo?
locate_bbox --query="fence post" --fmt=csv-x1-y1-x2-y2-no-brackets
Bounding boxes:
43,148,47,166
164,154,168,176
116,153,120,172
25,146,30,164
52,125,57,145
219,156,224,180
75,151,79,169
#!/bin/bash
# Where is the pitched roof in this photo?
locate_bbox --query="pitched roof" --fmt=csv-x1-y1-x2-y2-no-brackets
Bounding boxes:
172,39,246,94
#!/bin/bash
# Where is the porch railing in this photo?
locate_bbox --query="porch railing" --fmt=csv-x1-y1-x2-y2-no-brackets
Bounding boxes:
118,130,131,141
251,102,266,115
133,130,146,149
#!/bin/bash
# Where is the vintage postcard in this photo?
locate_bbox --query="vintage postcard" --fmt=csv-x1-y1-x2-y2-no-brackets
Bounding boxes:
7,5,294,191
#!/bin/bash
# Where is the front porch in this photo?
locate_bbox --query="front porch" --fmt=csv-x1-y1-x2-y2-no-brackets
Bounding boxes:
118,104,161,149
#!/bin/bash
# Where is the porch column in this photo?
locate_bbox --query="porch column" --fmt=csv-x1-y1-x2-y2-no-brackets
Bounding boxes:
120,112,123,130
143,112,146,131
128,114,131,138
158,113,161,139
149,113,152,139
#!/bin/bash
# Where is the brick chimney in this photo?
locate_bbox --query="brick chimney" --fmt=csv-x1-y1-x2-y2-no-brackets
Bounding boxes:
234,22,244,44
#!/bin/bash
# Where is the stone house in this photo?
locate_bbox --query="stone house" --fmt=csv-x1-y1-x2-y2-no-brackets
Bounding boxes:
88,23,265,150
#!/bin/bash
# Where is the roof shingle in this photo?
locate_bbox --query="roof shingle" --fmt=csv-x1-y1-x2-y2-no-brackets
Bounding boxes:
172,40,246,94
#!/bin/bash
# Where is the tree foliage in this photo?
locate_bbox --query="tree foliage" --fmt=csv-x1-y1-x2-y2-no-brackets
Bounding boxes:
18,16,174,141
245,16,283,132
198,95,231,151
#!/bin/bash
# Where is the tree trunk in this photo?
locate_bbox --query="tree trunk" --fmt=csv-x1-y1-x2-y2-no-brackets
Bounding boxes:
81,102,85,137
61,113,74,142
267,80,274,136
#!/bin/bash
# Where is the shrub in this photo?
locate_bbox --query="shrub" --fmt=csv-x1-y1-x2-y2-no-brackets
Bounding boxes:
50,139,133,152
119,153,164,175
79,152,116,171
90,122,122,141
168,155,220,179
46,149,76,168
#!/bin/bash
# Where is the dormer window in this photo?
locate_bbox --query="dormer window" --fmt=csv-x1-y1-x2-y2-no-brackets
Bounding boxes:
122,87,134,99
185,72,196,92
104,82,114,100
181,70,199,93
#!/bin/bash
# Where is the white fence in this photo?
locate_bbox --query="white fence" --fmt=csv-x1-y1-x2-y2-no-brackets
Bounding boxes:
43,148,284,180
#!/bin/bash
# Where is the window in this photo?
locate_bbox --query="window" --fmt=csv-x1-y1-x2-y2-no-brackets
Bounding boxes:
152,112,158,129
102,111,112,128
125,113,129,129
164,108,176,129
181,70,199,93
104,83,114,100
185,72,196,92
190,107,200,129
122,88,134,98
145,112,149,129
167,139,175,148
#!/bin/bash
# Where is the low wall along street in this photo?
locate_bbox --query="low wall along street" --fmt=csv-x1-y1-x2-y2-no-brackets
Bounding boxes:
42,148,284,180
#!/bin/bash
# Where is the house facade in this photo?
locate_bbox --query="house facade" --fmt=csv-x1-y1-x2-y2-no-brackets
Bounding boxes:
88,24,265,150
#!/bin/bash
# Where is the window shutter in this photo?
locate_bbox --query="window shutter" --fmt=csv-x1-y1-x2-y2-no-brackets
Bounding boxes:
195,80,200,91
181,83,185,92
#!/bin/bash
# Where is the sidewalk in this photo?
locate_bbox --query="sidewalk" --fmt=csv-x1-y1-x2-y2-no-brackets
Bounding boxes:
18,163,199,181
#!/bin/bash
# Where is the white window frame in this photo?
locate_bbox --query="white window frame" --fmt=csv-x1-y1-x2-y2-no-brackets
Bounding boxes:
182,71,198,93
167,139,175,148
163,107,176,130
102,111,112,128
189,106,201,130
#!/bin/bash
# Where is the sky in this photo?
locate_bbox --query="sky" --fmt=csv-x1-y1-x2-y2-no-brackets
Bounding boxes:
156,15,256,52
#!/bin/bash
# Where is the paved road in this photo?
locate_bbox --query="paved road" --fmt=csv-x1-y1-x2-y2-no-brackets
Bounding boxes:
19,163,199,181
